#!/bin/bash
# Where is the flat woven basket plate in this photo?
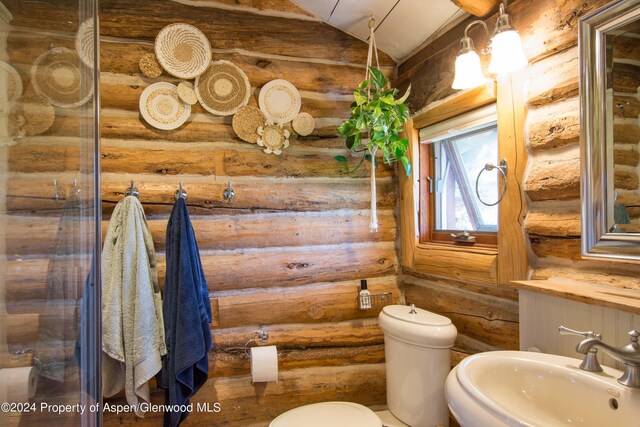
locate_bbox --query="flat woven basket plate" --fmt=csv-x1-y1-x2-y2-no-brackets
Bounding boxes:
139,82,191,130
258,79,301,124
232,105,265,143
75,18,94,68
195,60,251,116
292,112,315,136
0,60,23,102
31,47,94,108
155,23,212,79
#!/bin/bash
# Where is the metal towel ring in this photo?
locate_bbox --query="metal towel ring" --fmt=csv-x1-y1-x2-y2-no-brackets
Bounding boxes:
475,159,508,207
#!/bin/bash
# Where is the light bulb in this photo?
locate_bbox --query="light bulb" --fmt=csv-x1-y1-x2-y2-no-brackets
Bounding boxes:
488,30,527,74
452,50,486,90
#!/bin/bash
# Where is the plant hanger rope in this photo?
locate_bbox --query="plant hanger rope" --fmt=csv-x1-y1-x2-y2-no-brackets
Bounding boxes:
366,16,381,232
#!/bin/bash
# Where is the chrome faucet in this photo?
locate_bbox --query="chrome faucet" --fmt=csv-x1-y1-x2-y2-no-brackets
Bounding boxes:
558,326,603,372
572,328,640,388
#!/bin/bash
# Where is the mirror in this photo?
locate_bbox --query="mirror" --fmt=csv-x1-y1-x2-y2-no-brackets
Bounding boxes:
580,0,640,261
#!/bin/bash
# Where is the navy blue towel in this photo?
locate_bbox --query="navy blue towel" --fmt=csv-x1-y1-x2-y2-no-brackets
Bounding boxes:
158,198,212,427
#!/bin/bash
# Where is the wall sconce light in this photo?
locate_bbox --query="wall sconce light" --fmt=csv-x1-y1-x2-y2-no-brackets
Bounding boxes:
451,0,527,90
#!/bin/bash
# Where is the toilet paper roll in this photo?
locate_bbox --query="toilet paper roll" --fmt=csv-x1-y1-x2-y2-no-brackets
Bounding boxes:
0,367,38,402
250,345,278,383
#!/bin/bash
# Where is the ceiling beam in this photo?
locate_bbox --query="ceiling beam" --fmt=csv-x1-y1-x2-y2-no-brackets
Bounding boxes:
450,0,501,17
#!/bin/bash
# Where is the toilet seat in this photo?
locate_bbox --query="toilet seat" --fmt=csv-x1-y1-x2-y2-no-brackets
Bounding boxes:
269,401,382,427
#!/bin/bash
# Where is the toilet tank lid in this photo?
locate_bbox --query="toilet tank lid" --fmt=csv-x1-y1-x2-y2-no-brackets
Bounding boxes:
382,305,452,326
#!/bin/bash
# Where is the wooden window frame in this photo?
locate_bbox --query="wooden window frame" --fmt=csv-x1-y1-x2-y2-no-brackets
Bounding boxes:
419,115,499,247
400,78,528,287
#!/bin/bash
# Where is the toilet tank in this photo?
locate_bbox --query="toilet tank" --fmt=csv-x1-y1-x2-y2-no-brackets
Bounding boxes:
378,305,457,427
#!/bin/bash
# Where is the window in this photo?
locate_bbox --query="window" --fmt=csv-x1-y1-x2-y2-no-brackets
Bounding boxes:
419,105,498,246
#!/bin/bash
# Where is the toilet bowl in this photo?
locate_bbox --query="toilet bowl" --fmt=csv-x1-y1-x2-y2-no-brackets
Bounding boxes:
269,305,457,427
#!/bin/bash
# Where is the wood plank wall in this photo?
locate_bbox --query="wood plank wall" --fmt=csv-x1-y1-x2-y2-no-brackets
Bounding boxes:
396,0,639,362
3,1,400,425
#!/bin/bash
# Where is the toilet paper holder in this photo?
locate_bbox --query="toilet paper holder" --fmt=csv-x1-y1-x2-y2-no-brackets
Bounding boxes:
244,327,269,357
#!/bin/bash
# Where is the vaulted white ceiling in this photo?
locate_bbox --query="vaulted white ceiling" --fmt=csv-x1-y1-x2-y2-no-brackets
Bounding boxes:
291,0,468,62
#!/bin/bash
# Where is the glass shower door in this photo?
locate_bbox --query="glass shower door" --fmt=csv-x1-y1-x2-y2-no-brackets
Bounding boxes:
0,0,100,425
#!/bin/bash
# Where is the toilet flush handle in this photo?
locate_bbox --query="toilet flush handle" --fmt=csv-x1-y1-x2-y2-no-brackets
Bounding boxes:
409,304,417,314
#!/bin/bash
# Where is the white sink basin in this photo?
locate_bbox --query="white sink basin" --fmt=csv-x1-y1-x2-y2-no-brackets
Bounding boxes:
445,350,640,427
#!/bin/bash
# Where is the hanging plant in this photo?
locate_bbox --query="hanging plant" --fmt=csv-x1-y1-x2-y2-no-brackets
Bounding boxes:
336,65,412,232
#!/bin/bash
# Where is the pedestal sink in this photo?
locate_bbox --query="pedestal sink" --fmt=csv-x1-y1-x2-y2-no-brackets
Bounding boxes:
445,351,640,426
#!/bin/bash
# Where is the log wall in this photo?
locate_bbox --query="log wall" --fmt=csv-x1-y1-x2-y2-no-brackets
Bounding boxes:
396,0,639,361
3,0,399,425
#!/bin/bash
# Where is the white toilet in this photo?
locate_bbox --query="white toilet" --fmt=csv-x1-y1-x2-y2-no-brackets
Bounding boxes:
269,304,457,427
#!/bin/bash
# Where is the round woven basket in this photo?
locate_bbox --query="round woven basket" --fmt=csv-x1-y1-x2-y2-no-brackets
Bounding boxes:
292,112,315,136
232,105,265,143
139,53,163,78
139,82,191,130
0,60,23,103
75,18,94,68
177,81,197,105
19,94,55,136
258,79,301,124
31,47,94,108
155,23,212,79
195,60,251,116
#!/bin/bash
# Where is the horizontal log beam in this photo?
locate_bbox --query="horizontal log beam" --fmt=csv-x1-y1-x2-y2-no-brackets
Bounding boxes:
525,157,580,201
450,0,499,17
4,242,397,301
211,344,385,378
524,211,581,237
527,47,578,107
5,173,397,214
7,0,394,67
4,209,395,257
529,235,581,260
216,277,399,328
10,139,392,180
213,319,385,350
412,245,497,286
527,99,579,151
402,278,518,350
614,146,640,167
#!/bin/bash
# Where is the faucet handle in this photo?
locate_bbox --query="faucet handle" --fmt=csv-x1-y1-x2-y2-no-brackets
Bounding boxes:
628,330,640,343
558,326,601,340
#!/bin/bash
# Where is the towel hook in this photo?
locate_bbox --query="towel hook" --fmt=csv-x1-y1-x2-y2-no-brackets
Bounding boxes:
222,181,235,202
124,180,139,198
175,181,187,200
243,327,269,357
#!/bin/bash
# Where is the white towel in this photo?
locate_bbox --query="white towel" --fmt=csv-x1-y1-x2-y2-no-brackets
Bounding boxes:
102,196,166,417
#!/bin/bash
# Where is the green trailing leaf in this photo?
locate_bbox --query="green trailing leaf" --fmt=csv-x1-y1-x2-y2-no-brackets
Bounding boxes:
401,156,412,176
334,155,348,163
396,84,411,105
368,66,387,90
354,90,368,106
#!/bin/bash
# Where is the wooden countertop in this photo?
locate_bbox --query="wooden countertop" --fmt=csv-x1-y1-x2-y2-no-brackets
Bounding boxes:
510,278,640,315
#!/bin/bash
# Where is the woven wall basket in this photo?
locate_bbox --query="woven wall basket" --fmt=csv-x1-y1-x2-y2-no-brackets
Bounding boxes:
31,47,94,108
75,18,94,68
155,23,212,79
139,53,163,78
139,82,191,130
0,60,23,103
195,60,251,116
292,112,315,136
258,79,301,124
232,105,265,143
